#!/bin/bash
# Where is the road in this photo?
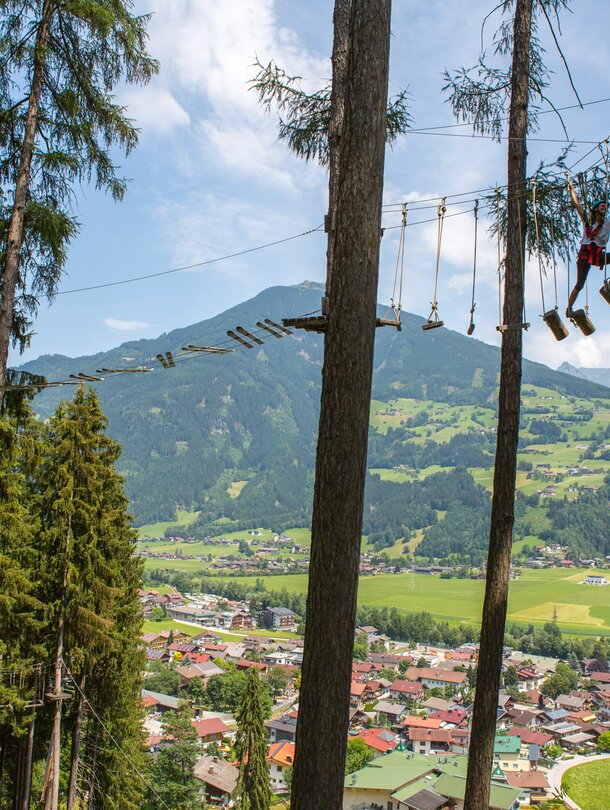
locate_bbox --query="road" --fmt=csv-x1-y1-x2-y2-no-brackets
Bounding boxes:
545,753,610,809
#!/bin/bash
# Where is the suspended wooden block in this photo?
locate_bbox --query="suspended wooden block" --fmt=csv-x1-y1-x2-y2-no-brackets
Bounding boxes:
569,309,596,336
182,344,232,354
96,366,152,373
69,373,104,382
600,279,610,306
227,330,254,348
236,326,264,345
467,322,475,336
422,319,444,331
256,321,284,338
543,309,569,342
265,318,292,335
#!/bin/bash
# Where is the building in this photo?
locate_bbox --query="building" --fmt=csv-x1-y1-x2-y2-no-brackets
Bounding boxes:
194,755,238,807
493,736,531,773
342,750,520,810
258,606,298,629
267,740,295,793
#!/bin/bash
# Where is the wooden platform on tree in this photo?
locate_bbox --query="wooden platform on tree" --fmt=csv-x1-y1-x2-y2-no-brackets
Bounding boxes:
282,315,401,333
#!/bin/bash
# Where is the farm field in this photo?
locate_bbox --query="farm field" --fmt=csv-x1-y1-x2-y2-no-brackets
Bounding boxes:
224,567,610,637
562,759,610,810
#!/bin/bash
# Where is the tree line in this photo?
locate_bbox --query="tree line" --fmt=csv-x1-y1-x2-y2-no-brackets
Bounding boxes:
0,388,145,809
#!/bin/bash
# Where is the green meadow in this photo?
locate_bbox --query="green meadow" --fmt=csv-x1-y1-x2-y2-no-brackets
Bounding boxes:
223,567,610,637
562,759,610,810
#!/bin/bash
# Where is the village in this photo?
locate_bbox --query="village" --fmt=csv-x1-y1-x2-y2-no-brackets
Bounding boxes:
138,587,610,809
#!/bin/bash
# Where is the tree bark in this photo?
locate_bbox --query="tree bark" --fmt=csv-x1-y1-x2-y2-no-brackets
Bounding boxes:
19,712,36,810
0,0,53,398
12,736,24,810
463,2,532,808
291,2,391,808
323,0,350,313
45,509,72,810
66,670,86,810
45,614,65,810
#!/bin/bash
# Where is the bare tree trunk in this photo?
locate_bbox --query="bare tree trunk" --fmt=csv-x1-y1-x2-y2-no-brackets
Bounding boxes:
463,1,532,808
12,737,24,810
323,0,350,313
45,510,72,810
66,671,86,810
0,0,53,398
45,615,65,810
0,741,5,805
291,2,391,808
19,713,36,810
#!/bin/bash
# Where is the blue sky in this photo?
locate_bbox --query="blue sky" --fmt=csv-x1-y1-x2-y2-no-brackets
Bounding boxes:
15,0,610,372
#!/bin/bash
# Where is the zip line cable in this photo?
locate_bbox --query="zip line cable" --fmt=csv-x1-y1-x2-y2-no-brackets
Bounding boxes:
62,661,174,810
57,224,324,295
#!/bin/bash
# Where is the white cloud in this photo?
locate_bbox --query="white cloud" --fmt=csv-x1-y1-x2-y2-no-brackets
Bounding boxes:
133,0,328,184
104,318,153,331
122,85,190,135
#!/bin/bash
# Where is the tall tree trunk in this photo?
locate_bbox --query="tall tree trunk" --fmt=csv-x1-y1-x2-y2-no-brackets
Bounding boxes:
463,1,532,808
66,671,86,810
45,614,65,810
0,741,4,805
291,2,391,808
323,0,350,313
45,509,72,810
19,712,36,810
0,0,53,398
12,736,24,810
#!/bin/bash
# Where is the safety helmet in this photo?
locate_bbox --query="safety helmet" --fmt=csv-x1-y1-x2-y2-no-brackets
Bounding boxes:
591,199,606,210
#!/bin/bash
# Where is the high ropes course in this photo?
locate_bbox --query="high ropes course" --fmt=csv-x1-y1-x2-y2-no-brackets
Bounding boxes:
6,133,610,396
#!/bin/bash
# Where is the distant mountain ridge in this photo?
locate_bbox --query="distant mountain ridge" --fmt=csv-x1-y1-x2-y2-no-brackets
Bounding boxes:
557,361,610,389
22,282,610,528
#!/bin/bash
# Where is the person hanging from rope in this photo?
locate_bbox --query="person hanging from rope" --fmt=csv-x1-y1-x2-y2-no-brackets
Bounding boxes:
566,178,610,318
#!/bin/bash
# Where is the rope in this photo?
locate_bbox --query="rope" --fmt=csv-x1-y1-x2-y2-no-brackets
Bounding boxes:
431,198,446,318
600,139,610,282
62,660,174,810
468,201,478,333
496,189,503,328
532,179,546,314
517,195,528,327
550,219,559,309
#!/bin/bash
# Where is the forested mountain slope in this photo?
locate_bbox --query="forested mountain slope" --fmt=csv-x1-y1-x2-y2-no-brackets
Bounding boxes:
22,282,610,538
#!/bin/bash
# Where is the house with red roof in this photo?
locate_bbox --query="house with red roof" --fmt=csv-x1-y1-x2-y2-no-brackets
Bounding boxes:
356,727,399,756
192,717,231,746
267,741,295,793
389,679,426,703
505,770,551,804
429,707,467,726
405,667,467,693
234,659,267,674
408,727,453,755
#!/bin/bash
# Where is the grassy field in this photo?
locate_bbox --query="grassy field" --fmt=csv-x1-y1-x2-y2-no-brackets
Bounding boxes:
141,619,201,637
137,508,201,539
221,567,610,637
562,759,610,810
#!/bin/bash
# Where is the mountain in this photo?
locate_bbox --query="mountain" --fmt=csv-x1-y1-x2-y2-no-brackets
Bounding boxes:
22,282,610,534
557,361,610,389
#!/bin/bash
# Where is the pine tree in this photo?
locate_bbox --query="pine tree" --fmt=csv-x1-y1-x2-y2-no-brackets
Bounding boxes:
33,387,145,809
148,705,200,810
234,668,272,810
0,409,46,809
0,0,158,395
